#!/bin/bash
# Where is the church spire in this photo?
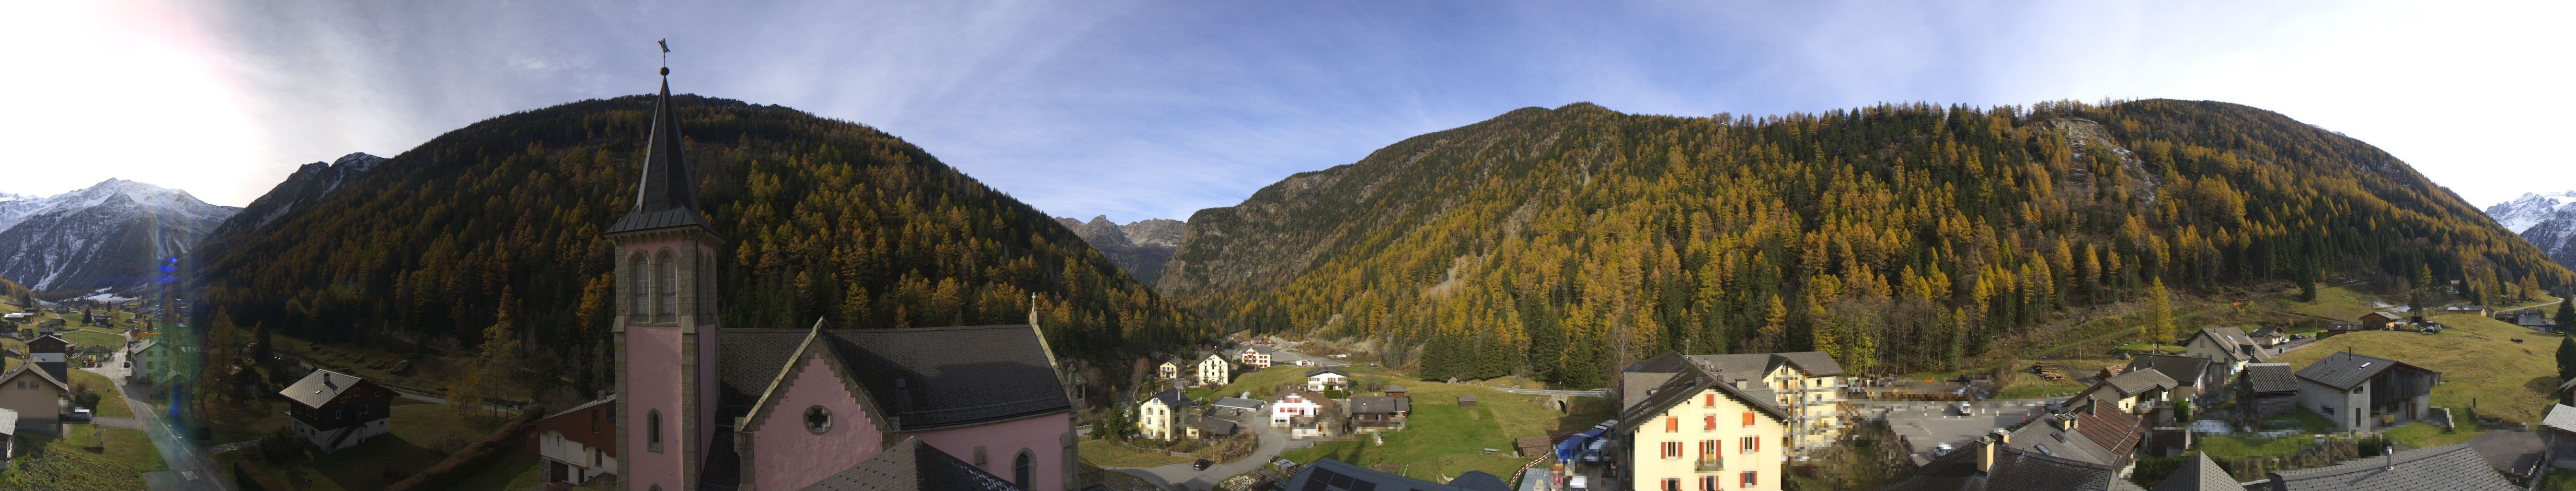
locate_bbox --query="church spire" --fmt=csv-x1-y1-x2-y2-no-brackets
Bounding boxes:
606,54,717,236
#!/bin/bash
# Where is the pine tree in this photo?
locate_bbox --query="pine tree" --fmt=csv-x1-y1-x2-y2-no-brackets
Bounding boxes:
2557,283,2574,328
2147,279,2176,344
2558,337,2576,393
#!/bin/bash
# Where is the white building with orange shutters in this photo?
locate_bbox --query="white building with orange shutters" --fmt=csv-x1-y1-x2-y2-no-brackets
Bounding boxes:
1612,362,1790,491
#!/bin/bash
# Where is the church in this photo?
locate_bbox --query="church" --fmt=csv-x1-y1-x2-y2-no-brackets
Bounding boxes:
608,66,1077,491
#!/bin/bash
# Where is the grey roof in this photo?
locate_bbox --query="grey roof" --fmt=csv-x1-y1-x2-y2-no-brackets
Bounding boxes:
720,323,1070,431
798,437,1023,491
1346,397,1409,415
2545,404,2576,433
2000,399,2143,467
1874,437,2149,491
2101,369,2178,397
605,77,717,236
2293,351,2432,391
1620,372,1678,409
1616,362,1790,436
1212,397,1265,410
2187,327,2270,363
1771,351,1847,376
2152,453,2240,491
2248,327,2282,337
2127,354,2210,388
1197,416,1240,434
2463,430,2546,479
1381,385,1404,392
1305,366,1349,378
1285,458,1504,491
2445,305,2488,311
1149,388,1193,409
278,369,369,409
2239,363,2298,394
2262,444,2518,491
1448,471,1511,491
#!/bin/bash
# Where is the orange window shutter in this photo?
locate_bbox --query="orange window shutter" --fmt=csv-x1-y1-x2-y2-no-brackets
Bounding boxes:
1668,417,1679,432
1704,415,1715,430
1742,411,1755,427
1703,393,1714,407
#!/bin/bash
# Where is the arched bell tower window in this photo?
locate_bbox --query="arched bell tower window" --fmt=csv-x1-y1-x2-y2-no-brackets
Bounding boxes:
656,248,678,322
804,406,832,434
647,409,664,453
1013,449,1035,489
628,252,649,316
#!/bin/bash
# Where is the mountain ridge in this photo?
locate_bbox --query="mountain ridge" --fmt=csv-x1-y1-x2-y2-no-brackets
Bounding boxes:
0,179,239,292
1053,215,1184,283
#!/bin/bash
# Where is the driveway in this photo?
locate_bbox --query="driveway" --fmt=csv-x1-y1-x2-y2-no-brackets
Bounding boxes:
1110,421,1293,491
87,349,235,491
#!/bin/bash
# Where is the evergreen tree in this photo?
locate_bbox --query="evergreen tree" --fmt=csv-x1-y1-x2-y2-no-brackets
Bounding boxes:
2556,283,2574,327
2559,337,2576,386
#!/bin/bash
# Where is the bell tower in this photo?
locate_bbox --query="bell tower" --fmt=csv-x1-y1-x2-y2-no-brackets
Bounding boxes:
606,58,724,491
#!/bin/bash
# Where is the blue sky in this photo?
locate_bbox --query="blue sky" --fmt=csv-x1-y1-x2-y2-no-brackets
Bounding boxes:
4,0,2570,222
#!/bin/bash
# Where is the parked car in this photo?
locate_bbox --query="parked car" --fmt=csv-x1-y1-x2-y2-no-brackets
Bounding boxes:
1193,458,1214,470
67,408,92,423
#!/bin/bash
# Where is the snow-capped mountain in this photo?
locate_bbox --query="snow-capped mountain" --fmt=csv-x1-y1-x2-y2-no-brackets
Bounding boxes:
2483,191,2576,234
207,152,386,238
0,179,241,292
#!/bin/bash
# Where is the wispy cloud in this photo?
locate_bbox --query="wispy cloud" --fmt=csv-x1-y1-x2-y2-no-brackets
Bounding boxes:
6,0,2569,218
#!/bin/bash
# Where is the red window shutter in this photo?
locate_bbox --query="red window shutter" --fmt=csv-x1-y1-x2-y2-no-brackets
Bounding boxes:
1742,411,1755,427
1668,417,1679,432
1704,415,1715,430
1703,393,1715,407
1701,476,1716,491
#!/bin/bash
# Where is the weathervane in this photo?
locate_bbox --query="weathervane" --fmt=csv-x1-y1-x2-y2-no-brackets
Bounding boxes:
657,38,670,76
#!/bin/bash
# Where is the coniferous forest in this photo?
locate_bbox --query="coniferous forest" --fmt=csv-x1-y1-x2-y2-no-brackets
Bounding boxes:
188,94,1208,390
1158,99,2568,387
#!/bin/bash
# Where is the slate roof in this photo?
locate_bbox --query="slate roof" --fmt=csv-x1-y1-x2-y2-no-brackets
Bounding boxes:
798,437,1023,491
1771,351,1848,376
1616,362,1789,437
2187,327,2270,363
719,323,1070,431
2239,363,2298,394
2001,398,2143,466
2544,404,2576,433
2294,351,2433,391
1305,366,1349,378
1285,458,1506,491
1149,388,1193,410
1212,397,1265,411
1346,397,1409,415
2152,452,2240,491
2360,312,2401,322
1198,416,1240,434
2127,354,2210,388
2101,368,2178,397
1873,436,2148,491
2463,430,2546,481
605,77,717,236
278,369,368,409
2261,444,2518,491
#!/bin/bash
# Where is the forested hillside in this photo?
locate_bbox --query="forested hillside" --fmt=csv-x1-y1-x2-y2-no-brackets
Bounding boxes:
1160,99,2567,387
191,94,1208,382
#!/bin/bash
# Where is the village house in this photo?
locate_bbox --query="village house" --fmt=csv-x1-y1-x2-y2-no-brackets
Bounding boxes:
1381,385,1405,398
1872,397,2150,491
126,339,170,384
1196,352,1231,386
280,369,395,453
2068,369,2178,415
2247,327,2287,347
2236,362,2300,417
2295,351,2439,432
1138,388,1194,441
526,396,619,486
33,319,61,336
1304,366,1350,392
2443,304,2491,317
1621,351,1847,452
2179,327,2269,379
2359,311,2403,330
1240,346,1275,369
2543,404,2576,469
1210,396,1264,419
0,341,73,434
2124,353,2215,405
1344,396,1408,432
1269,387,1334,431
604,72,1078,491
1611,362,1790,491
1158,359,1183,380
2506,311,2556,331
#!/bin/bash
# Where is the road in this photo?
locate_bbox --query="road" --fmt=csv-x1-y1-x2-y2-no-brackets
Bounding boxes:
88,349,235,491
1491,387,1610,397
1108,418,1295,491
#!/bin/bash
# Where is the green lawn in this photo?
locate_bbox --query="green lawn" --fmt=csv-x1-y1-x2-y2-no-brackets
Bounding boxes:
0,426,168,489
2270,314,2559,423
2280,285,2390,321
68,369,131,418
1279,372,1611,481
231,400,511,491
2114,343,2185,354
2384,422,2484,448
1081,439,1195,468
442,449,564,490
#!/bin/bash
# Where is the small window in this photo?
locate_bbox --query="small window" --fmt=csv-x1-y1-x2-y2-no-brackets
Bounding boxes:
647,409,664,452
1740,471,1758,487
1661,478,1680,491
1013,449,1035,489
805,406,833,434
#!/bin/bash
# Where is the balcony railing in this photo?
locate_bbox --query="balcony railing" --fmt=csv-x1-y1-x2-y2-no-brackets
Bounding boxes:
1695,457,1725,472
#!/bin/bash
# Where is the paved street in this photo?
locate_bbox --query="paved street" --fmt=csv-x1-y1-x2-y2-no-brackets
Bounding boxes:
1108,418,1298,491
88,349,235,491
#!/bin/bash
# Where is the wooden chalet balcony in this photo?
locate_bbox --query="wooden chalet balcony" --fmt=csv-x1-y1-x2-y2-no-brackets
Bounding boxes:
1695,457,1725,472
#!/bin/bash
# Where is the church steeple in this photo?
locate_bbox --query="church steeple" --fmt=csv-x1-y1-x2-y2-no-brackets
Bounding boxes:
606,64,717,236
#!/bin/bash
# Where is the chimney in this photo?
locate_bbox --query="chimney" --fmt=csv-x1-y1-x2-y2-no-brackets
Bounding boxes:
1978,429,2009,473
